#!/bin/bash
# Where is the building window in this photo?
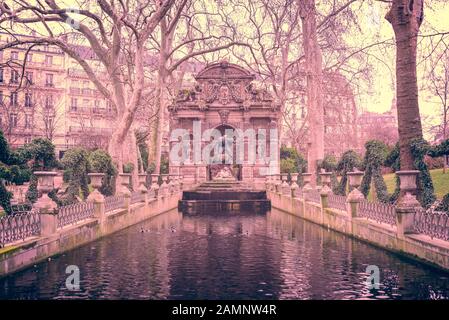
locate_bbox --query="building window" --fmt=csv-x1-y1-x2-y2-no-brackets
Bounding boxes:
10,70,19,84
26,54,33,63
0,68,3,83
0,91,3,104
45,95,54,109
11,51,18,60
10,92,18,106
45,115,54,129
94,100,101,111
83,99,89,108
25,71,33,85
24,136,32,144
45,55,53,65
25,92,32,107
70,97,78,111
45,73,54,87
24,114,32,128
10,114,18,127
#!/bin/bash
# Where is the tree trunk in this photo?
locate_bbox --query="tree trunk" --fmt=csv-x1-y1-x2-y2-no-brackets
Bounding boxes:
386,0,424,170
299,0,325,186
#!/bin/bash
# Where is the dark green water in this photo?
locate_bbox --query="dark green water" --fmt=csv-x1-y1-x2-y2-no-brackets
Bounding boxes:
1,209,448,299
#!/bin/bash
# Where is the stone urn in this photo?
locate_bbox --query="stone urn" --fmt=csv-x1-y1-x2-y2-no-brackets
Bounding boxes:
89,173,104,190
33,171,58,213
138,173,148,193
396,170,420,193
302,173,313,191
347,171,365,202
150,174,160,198
118,173,131,196
87,173,105,202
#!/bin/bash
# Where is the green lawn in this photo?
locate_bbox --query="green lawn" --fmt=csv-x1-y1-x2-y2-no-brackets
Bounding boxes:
383,168,449,199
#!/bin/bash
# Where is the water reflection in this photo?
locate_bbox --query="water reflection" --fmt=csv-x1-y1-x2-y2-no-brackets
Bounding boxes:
0,209,448,299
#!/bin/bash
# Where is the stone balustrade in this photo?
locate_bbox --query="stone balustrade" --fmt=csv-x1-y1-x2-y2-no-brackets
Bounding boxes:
0,172,183,276
267,171,449,271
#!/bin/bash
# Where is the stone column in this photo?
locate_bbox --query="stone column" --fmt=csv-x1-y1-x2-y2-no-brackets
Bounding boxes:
346,171,365,218
33,171,58,237
87,173,106,227
395,170,421,238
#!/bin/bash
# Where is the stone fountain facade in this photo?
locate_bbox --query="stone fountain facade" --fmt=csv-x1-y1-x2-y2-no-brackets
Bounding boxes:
168,61,280,190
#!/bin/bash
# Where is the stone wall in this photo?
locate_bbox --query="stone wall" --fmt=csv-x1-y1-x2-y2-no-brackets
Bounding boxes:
268,190,449,271
0,192,181,277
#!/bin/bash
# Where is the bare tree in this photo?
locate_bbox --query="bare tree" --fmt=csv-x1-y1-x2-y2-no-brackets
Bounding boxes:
386,0,425,171
0,0,176,186
423,38,449,171
147,0,246,173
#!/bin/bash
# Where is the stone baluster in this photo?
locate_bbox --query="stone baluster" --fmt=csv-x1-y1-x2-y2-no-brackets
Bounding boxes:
395,170,421,238
290,173,300,198
149,174,159,199
346,171,365,218
33,171,58,237
281,174,291,195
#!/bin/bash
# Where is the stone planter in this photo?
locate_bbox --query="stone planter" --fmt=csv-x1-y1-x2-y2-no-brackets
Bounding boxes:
88,173,104,190
34,171,58,194
396,170,419,193
347,171,365,204
33,171,58,214
319,172,332,187
138,173,148,193
87,173,105,202
347,171,364,189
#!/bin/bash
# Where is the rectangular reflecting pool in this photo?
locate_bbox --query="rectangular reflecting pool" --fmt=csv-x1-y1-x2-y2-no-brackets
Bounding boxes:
1,208,448,300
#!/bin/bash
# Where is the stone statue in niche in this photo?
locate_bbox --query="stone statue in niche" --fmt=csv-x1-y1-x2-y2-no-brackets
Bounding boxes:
219,85,230,105
213,166,235,180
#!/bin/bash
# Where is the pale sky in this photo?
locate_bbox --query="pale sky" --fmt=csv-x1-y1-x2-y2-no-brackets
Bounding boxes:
349,1,449,128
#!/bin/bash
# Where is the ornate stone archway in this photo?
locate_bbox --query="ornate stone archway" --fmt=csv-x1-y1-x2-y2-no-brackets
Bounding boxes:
168,61,280,189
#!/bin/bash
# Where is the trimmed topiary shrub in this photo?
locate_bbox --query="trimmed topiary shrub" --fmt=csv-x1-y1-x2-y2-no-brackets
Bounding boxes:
334,150,363,196
88,149,117,196
360,140,390,202
61,148,90,203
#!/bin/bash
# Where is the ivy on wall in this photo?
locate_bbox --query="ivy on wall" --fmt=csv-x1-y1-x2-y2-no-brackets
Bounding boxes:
409,139,436,208
359,140,391,202
61,148,90,204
